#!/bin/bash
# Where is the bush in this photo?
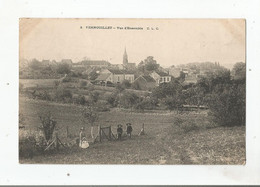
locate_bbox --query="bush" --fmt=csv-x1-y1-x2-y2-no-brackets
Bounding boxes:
119,91,139,109
56,63,71,74
89,91,100,103
172,116,184,127
134,97,158,111
61,76,72,83
19,130,46,158
73,95,86,105
134,102,145,111
31,90,52,101
80,80,87,88
86,83,94,91
131,81,141,90
53,80,60,87
181,121,199,133
172,117,198,133
96,100,110,112
38,90,52,101
106,92,118,107
121,80,131,89
207,83,245,126
55,87,72,102
163,96,183,111
19,133,36,158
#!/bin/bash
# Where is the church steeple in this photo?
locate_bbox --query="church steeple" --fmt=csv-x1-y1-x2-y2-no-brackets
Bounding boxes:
123,47,128,65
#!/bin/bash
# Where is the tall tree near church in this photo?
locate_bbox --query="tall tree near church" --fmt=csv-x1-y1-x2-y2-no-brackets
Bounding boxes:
143,56,160,72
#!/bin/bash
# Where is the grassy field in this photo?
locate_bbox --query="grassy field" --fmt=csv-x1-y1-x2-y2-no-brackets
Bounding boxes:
19,96,245,164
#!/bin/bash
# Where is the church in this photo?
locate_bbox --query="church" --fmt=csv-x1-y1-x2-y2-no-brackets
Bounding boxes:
122,48,136,70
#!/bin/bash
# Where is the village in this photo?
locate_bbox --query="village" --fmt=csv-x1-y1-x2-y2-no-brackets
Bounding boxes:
19,48,227,91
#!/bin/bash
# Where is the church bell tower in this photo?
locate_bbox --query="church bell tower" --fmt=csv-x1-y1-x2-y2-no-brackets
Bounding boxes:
123,47,128,66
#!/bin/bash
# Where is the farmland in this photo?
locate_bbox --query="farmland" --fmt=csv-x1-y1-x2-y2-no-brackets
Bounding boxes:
19,96,245,164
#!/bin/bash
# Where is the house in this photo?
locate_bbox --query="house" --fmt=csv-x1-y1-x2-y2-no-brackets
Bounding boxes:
109,64,125,70
72,62,85,68
125,62,136,70
82,67,98,75
169,67,181,78
150,71,172,85
95,69,135,85
132,75,157,90
81,60,110,67
61,59,73,64
95,73,113,86
108,69,135,84
123,70,135,83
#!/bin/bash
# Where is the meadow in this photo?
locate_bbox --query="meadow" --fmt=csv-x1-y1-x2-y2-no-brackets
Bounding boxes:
19,96,245,164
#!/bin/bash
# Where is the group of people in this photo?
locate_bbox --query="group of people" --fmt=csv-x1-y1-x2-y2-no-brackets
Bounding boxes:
78,123,134,148
117,123,133,141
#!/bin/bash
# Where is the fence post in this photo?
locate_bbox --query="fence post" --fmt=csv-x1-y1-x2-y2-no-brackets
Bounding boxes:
55,132,59,150
66,126,69,138
109,126,111,140
99,126,102,142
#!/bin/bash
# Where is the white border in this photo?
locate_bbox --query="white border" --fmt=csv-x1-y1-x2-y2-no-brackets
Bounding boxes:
0,0,260,185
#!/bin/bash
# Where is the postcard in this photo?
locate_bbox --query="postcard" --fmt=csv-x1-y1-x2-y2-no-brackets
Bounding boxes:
19,18,246,165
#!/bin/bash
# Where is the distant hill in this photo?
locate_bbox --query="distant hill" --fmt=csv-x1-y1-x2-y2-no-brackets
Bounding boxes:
176,62,226,71
222,63,236,70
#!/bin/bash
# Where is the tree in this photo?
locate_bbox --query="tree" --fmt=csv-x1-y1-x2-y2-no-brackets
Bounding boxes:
197,68,231,94
207,83,245,126
163,96,183,111
120,91,139,111
38,112,57,143
29,58,42,70
81,106,99,138
121,80,131,89
177,71,186,82
73,95,86,105
152,80,183,99
144,56,159,71
138,56,159,73
232,62,246,80
198,68,245,127
131,81,141,90
106,92,118,107
183,86,206,106
134,96,158,111
137,60,145,73
56,63,71,74
89,91,100,104
55,87,72,102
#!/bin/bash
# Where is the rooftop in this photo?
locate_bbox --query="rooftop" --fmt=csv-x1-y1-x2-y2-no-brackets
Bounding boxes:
135,75,156,83
155,71,169,77
61,59,73,64
81,60,110,66
108,69,135,74
96,73,111,81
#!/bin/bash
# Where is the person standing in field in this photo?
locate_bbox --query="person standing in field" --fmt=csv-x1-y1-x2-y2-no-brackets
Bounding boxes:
79,127,86,147
117,124,123,141
126,123,133,138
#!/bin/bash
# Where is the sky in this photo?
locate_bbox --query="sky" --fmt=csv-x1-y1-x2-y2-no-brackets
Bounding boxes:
20,18,245,68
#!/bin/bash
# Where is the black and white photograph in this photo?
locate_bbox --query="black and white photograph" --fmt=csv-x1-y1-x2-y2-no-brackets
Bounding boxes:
19,18,246,165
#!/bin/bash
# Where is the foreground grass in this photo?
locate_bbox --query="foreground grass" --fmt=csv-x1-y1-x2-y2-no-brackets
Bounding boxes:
19,97,245,164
